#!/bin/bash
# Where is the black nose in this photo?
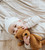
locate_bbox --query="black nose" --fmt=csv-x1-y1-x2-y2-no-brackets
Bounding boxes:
25,33,27,36
16,36,18,39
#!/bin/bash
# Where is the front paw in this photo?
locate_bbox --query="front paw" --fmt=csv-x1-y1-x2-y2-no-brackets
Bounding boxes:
18,42,24,46
18,42,22,46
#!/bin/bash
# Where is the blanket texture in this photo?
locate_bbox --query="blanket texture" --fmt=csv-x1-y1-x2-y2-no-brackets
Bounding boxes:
0,0,45,50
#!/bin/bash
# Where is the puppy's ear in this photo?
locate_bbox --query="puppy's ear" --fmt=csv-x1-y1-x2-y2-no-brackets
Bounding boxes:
15,28,25,39
32,34,42,41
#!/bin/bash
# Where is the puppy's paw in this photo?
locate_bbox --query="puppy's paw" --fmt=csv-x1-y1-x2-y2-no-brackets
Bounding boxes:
18,42,24,46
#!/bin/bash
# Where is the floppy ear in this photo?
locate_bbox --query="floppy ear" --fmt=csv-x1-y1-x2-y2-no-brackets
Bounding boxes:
32,34,42,41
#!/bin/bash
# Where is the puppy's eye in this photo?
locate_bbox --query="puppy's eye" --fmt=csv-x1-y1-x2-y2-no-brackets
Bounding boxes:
15,25,16,27
25,33,27,36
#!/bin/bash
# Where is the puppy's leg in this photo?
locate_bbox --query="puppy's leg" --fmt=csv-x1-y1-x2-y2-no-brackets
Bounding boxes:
18,41,24,46
32,48,39,50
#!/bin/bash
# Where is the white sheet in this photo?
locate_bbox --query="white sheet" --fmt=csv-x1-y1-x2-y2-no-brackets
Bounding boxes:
0,0,45,40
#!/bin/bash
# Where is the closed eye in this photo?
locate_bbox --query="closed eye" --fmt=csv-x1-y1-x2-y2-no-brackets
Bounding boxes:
14,25,17,28
13,30,15,33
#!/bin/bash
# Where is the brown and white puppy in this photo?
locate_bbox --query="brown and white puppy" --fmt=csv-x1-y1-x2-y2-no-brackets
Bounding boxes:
15,28,45,50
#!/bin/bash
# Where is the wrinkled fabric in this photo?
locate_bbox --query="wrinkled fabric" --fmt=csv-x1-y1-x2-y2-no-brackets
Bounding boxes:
0,0,45,50
0,0,45,40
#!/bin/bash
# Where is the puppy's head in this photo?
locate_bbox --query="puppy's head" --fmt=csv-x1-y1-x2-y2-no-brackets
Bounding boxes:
23,30,30,38
15,28,30,41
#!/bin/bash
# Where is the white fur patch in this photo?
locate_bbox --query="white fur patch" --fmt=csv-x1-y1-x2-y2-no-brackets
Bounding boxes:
24,43,31,49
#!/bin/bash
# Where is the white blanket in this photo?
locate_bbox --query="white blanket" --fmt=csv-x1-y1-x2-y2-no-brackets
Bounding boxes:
0,0,45,40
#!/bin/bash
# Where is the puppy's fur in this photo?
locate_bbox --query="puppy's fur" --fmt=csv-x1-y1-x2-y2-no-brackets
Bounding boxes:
15,28,45,50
